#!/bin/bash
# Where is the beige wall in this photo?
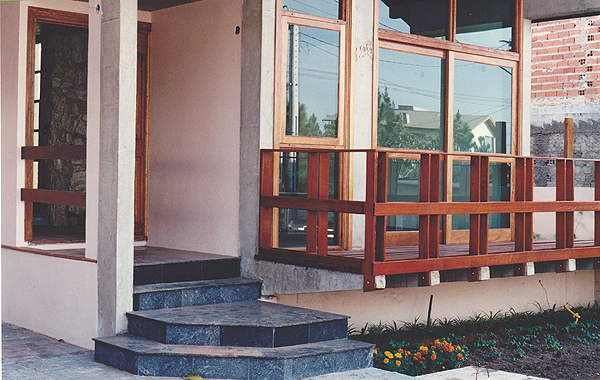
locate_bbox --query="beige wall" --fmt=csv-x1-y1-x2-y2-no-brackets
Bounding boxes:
276,270,595,329
533,187,595,240
2,248,98,349
147,0,242,256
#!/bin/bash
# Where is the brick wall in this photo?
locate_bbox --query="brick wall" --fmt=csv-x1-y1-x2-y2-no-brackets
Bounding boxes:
530,15,600,187
531,15,600,101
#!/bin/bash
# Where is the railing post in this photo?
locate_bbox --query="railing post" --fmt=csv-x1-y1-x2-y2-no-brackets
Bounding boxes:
514,157,533,276
595,161,600,247
556,158,574,272
468,155,489,281
375,152,388,262
364,150,377,291
418,153,440,286
259,151,275,250
306,153,319,254
317,152,330,256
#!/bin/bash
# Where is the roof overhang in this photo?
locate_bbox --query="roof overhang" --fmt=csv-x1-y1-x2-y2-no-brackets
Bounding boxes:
74,0,600,19
524,0,600,22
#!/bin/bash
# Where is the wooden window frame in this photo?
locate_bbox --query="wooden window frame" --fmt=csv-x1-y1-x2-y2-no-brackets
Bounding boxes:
24,8,89,242
374,0,524,245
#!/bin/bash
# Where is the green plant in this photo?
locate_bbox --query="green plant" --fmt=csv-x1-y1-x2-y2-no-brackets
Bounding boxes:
473,332,501,361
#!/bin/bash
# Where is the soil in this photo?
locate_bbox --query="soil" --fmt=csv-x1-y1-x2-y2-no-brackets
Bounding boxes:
463,329,600,380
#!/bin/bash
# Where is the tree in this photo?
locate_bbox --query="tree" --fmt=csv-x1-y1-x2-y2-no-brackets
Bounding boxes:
453,110,475,152
474,136,492,153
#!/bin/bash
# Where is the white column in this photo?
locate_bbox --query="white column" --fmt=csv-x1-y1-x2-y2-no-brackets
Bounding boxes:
96,0,137,337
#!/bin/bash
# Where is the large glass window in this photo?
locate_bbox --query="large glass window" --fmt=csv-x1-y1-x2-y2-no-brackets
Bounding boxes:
378,49,444,150
286,25,340,138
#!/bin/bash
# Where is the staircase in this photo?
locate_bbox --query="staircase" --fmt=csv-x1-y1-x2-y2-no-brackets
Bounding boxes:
94,248,374,379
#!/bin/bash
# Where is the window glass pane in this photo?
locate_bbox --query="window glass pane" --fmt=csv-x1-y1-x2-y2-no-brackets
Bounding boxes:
489,162,510,229
456,0,514,51
451,160,470,230
379,0,447,39
454,61,512,154
286,25,339,138
378,49,444,150
387,159,420,231
283,0,343,20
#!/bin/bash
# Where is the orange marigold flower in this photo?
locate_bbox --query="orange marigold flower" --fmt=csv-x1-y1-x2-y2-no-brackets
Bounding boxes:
395,352,402,358
456,345,462,351
434,339,442,347
384,351,393,359
398,349,404,353
431,353,437,361
373,349,378,354
395,360,401,366
384,358,389,364
457,353,464,360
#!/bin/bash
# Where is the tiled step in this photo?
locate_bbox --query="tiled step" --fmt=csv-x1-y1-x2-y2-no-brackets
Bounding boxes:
134,250,240,285
133,277,261,311
94,334,374,379
127,301,348,347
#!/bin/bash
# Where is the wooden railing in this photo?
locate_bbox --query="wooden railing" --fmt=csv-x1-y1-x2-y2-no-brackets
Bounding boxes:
258,148,600,291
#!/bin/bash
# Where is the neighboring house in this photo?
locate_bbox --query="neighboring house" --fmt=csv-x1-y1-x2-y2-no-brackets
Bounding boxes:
530,14,600,240
2,0,600,376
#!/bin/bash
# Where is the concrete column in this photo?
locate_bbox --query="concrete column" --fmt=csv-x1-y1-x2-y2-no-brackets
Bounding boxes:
239,0,276,277
351,0,375,248
96,0,137,337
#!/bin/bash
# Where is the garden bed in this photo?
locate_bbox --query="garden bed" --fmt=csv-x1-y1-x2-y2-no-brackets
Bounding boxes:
351,304,600,379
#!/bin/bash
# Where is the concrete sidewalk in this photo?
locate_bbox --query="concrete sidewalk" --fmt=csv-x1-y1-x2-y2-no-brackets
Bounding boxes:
2,323,548,380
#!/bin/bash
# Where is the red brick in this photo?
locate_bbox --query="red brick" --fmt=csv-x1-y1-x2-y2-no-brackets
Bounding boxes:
558,46,570,53
567,89,579,96
565,37,576,44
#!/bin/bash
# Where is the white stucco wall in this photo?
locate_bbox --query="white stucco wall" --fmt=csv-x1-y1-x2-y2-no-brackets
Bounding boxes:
533,186,595,240
277,270,595,329
147,0,242,256
2,248,98,349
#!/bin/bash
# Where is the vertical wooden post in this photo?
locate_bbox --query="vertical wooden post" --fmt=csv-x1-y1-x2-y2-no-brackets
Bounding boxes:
419,154,432,259
375,152,388,262
364,150,377,291
306,153,319,254
595,161,600,246
429,154,441,258
469,156,489,256
557,118,574,272
259,151,275,249
317,152,330,256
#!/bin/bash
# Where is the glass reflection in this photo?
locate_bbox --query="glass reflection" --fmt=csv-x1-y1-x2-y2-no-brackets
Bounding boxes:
283,0,343,20
286,25,339,138
379,0,448,39
378,49,444,150
456,0,514,50
454,60,512,154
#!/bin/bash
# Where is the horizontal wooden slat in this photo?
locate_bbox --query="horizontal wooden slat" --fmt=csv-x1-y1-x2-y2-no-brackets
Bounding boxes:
257,247,363,274
21,145,86,160
373,246,600,275
260,196,365,214
21,189,85,207
375,201,600,216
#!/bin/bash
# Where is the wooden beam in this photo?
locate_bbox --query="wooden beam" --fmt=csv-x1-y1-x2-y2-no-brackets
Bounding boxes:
260,196,365,214
21,145,86,160
257,248,363,274
21,189,86,207
373,246,600,275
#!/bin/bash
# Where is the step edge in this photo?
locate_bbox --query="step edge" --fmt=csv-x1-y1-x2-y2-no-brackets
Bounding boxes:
134,277,262,295
94,335,374,360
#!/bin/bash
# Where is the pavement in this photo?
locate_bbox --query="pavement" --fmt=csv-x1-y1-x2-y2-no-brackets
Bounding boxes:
1,323,548,380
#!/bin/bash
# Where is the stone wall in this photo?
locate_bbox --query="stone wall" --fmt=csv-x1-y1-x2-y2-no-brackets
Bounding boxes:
531,117,600,187
38,23,87,227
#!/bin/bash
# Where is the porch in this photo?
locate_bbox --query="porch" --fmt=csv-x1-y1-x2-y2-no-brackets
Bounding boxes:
257,148,600,291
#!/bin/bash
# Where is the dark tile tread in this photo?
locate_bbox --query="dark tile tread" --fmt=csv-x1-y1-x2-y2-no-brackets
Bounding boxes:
127,301,348,347
94,334,374,379
133,277,261,311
